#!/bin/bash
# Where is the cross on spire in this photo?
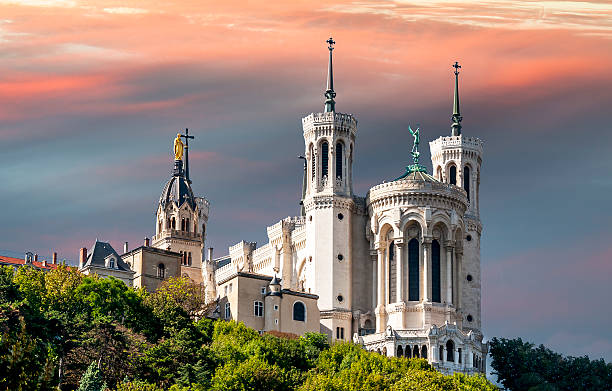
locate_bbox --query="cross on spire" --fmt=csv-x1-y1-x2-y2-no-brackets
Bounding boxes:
324,36,337,112
451,61,463,136
180,128,195,184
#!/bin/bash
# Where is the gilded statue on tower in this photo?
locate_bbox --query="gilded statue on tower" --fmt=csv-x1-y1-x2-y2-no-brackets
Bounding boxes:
174,133,184,161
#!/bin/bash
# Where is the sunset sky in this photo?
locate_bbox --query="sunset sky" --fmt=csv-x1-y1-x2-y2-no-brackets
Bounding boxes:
1,0,611,363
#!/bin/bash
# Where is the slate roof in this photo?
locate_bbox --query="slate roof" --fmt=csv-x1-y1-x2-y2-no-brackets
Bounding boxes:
84,240,131,272
159,174,196,210
216,256,231,268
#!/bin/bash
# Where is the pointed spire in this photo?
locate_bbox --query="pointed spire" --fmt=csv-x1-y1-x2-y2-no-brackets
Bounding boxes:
324,36,336,113
451,61,463,136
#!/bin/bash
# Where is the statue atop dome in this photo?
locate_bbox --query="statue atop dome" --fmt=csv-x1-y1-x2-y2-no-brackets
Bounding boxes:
174,133,184,161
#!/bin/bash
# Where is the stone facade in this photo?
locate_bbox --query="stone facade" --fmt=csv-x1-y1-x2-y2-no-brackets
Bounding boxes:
203,46,486,374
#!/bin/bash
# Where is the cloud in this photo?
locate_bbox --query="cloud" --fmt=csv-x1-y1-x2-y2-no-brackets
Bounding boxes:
102,7,148,15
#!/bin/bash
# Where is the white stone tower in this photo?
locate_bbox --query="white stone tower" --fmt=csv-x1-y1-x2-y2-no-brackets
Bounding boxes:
152,131,210,284
429,62,484,332
302,37,357,340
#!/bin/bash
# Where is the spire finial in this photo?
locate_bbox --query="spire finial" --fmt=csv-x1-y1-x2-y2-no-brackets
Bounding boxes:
451,61,463,136
324,36,336,113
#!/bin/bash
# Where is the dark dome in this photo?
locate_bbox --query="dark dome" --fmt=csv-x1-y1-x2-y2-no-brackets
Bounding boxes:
159,161,196,209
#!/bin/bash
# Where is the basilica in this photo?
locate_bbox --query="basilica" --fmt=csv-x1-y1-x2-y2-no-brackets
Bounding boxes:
79,38,487,375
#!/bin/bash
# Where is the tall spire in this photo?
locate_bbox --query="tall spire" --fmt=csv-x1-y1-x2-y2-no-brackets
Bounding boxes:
451,61,463,136
324,36,336,113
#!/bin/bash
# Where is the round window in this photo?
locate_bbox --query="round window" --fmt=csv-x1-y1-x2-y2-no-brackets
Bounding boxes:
337,213,344,220
467,314,473,322
337,295,344,303
466,235,472,242
466,274,473,282
337,254,344,261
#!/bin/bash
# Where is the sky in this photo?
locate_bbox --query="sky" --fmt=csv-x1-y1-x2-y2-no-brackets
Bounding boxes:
1,0,611,364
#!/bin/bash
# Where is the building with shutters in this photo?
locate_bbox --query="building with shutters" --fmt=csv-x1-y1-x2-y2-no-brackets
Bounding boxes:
203,39,487,375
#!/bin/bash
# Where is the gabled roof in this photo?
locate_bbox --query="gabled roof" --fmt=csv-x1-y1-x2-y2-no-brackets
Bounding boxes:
84,240,131,272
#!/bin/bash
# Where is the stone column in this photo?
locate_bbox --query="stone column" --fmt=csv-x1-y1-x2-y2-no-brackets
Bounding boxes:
422,238,431,302
456,249,462,309
395,240,405,303
376,246,387,331
371,251,377,310
445,241,454,305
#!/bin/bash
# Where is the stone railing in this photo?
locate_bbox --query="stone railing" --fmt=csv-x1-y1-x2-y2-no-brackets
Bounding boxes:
429,135,484,153
302,112,358,131
153,229,202,242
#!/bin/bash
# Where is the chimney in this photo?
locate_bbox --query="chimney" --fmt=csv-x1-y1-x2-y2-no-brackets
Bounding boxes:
34,254,38,262
52,252,57,264
208,247,213,262
42,259,47,267
79,247,87,269
144,237,150,247
124,242,129,253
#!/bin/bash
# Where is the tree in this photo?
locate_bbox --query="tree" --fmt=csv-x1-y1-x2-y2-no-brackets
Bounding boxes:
77,361,106,391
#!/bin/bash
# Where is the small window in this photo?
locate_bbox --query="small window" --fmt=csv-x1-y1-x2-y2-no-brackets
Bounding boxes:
336,327,344,339
274,319,278,325
439,345,444,360
186,218,190,232
446,340,455,362
466,274,473,282
229,283,233,293
157,263,165,278
274,305,279,311
337,254,344,261
337,295,344,303
225,303,231,319
466,235,472,242
254,301,263,317
293,301,306,322
337,213,343,220
458,348,462,363
224,286,228,296
467,314,473,322
261,287,266,294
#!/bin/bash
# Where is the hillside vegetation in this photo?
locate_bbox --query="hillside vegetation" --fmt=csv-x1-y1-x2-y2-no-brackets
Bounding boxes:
0,265,496,390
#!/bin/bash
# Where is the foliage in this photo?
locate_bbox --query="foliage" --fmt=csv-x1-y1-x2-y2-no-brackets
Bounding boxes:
489,337,612,391
77,361,106,391
0,265,500,390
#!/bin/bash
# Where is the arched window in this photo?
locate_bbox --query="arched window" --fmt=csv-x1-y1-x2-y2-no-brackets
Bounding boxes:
181,218,185,231
172,217,176,230
449,165,457,185
388,240,396,303
439,345,444,360
463,166,470,201
293,301,306,322
180,251,184,265
405,347,411,358
436,166,442,180
421,345,428,359
186,218,190,232
336,142,343,179
188,252,192,266
446,340,455,362
225,302,231,319
432,239,441,303
321,141,329,179
157,263,165,278
413,345,419,358
397,345,403,357
408,238,420,301
158,221,162,233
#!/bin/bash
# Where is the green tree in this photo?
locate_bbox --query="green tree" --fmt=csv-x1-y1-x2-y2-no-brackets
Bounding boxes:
77,361,106,391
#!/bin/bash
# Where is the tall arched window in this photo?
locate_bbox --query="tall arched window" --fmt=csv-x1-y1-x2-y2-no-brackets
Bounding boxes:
336,142,343,179
157,263,165,278
408,238,420,301
432,239,441,303
171,217,176,230
186,218,190,232
321,141,329,179
421,345,428,359
450,165,457,185
188,252,192,266
463,166,470,201
293,301,306,322
413,345,419,358
397,345,403,357
388,240,396,303
446,340,455,362
181,218,185,231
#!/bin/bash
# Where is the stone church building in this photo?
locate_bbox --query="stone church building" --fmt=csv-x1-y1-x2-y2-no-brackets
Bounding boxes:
78,39,487,375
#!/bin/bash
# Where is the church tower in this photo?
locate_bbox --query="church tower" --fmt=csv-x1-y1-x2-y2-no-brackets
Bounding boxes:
152,132,210,284
302,37,358,341
429,63,484,333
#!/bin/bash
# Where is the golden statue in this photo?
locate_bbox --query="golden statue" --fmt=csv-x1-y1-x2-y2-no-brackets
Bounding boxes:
174,133,184,160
